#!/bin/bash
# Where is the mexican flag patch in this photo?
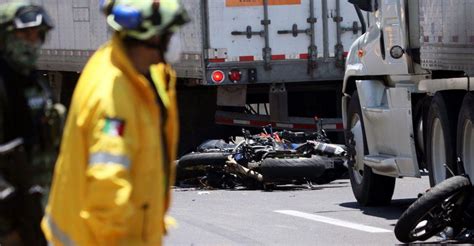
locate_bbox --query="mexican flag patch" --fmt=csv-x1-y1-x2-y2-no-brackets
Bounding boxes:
103,117,126,137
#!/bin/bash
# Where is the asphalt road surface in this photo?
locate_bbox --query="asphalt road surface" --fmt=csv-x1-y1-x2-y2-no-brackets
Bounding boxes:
165,176,432,246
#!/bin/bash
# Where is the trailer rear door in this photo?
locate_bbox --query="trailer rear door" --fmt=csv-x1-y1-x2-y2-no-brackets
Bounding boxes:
208,1,269,63
206,0,362,83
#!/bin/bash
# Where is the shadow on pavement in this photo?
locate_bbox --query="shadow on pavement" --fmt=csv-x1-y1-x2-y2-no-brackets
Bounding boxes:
264,184,350,192
175,179,351,192
339,198,417,221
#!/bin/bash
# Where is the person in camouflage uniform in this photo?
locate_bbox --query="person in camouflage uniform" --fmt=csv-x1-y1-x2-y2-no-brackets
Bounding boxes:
0,1,63,245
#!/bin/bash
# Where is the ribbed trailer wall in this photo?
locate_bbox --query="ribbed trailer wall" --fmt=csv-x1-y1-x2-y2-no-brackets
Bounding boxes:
420,0,474,74
37,0,109,71
0,0,358,82
172,0,204,79
0,0,205,77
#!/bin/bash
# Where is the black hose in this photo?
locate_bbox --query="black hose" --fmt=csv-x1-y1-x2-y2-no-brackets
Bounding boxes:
354,5,366,34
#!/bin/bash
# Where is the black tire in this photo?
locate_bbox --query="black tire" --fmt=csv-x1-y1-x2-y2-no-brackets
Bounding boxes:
346,91,395,206
457,93,474,179
259,156,329,181
426,93,458,186
176,152,230,181
263,183,276,191
178,152,230,168
312,159,347,185
394,176,472,243
413,96,431,170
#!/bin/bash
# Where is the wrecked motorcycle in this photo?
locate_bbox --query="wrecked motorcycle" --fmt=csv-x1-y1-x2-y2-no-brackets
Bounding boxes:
176,127,347,190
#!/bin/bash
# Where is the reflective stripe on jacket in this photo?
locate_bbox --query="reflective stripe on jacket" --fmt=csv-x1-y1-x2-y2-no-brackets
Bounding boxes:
41,34,179,246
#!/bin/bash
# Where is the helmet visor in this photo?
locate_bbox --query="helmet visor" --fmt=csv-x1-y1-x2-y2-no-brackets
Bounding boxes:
13,6,54,30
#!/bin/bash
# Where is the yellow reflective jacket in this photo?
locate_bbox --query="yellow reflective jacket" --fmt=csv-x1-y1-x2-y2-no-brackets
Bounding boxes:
41,34,179,246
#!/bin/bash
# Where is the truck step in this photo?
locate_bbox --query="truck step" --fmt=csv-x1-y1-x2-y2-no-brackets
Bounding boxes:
362,106,390,122
364,154,398,176
362,106,389,113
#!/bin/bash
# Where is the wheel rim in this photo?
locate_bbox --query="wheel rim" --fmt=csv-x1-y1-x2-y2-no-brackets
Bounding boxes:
408,191,466,241
431,118,447,184
350,114,364,184
462,119,474,179
410,219,439,240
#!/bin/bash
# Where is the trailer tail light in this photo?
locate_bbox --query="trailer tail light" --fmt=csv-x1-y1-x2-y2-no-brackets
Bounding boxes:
211,70,225,84
229,69,242,83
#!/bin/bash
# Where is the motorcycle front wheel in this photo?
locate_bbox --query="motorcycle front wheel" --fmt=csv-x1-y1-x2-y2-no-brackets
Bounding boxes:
394,176,472,243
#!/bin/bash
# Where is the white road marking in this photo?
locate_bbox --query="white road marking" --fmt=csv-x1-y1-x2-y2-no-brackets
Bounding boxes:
274,210,392,233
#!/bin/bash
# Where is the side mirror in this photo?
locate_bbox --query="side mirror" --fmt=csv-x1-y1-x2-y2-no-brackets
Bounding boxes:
348,0,378,12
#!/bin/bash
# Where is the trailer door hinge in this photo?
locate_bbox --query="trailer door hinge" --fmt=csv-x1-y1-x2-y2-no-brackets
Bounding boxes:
308,45,318,71
332,16,343,23
335,44,345,68
341,21,362,34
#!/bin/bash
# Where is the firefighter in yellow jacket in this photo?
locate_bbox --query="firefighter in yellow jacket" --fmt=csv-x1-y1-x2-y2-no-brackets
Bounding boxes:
42,0,189,245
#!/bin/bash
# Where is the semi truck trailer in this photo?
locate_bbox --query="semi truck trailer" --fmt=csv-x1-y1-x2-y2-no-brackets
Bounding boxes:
2,0,362,154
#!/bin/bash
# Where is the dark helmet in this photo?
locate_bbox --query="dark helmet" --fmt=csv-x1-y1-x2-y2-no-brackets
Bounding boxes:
0,1,54,74
0,1,54,37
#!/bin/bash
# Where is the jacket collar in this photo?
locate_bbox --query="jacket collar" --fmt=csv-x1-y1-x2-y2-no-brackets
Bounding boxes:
110,34,156,102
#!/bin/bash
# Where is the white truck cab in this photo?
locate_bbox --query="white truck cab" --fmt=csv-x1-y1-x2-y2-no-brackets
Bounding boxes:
343,0,474,205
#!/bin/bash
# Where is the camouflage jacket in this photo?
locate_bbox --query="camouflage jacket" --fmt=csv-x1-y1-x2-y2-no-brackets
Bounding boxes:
0,57,64,195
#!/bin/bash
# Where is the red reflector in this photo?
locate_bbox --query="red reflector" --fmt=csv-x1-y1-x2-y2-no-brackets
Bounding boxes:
272,54,286,60
299,53,309,59
211,70,225,84
228,69,242,83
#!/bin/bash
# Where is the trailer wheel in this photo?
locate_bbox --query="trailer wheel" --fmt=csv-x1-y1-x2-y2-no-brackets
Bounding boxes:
346,91,395,206
394,176,471,243
426,93,457,186
457,93,474,180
